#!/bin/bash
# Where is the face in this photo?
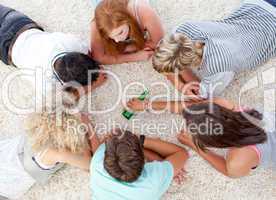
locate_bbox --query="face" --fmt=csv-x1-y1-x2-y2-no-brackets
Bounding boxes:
109,24,130,43
71,68,107,97
84,69,108,94
93,71,108,88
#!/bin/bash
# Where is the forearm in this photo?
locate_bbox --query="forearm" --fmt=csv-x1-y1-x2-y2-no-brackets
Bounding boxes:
179,69,200,83
195,149,229,176
124,44,138,53
166,74,185,92
144,137,184,158
85,123,101,154
213,98,236,110
89,133,101,154
95,52,141,65
145,39,160,50
151,100,203,114
60,152,91,171
144,148,163,162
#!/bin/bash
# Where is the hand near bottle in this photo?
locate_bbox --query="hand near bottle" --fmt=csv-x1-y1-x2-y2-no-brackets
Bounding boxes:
127,98,149,112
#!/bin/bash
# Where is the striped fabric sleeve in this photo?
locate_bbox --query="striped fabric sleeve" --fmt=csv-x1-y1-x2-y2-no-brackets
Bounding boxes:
199,71,235,99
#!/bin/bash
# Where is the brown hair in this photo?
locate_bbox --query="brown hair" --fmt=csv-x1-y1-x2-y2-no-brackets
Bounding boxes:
95,0,145,55
104,129,145,182
183,103,267,151
153,33,204,73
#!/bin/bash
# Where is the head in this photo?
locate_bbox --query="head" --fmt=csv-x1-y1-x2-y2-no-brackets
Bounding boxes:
152,33,204,73
183,103,267,151
54,52,106,96
25,108,88,153
95,0,145,55
104,129,145,182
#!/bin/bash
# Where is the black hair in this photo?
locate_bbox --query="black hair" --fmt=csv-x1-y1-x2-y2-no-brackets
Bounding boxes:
54,52,100,86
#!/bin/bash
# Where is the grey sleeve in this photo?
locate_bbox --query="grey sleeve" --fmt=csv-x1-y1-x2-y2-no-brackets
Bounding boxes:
256,131,276,168
199,71,235,99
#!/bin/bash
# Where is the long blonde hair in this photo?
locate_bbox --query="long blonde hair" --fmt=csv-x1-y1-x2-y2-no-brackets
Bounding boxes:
25,108,88,153
152,33,204,73
95,0,145,55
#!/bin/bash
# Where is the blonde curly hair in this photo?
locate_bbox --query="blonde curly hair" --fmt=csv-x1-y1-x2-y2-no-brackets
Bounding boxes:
24,108,88,154
152,33,204,73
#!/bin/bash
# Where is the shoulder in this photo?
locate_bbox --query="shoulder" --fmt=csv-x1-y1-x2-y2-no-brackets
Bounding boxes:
50,32,85,46
200,72,235,88
136,0,152,10
226,147,259,170
144,161,174,195
91,144,106,167
50,32,78,40
136,0,157,20
174,22,203,40
145,161,174,177
90,20,98,34
51,32,88,54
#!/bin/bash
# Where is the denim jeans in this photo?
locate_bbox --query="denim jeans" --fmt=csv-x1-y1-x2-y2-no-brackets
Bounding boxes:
264,0,276,7
0,4,41,65
91,0,102,7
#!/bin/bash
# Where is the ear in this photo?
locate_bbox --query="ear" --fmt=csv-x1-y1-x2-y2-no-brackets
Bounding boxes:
61,86,80,108
194,41,204,49
194,41,204,56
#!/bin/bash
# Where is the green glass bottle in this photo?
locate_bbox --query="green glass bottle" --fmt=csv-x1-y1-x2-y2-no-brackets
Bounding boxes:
122,90,149,120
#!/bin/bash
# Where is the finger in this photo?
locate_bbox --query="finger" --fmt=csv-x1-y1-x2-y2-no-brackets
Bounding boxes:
148,51,154,55
177,134,188,143
144,47,152,51
179,129,186,135
73,112,82,119
127,102,134,107
177,134,185,141
129,99,135,103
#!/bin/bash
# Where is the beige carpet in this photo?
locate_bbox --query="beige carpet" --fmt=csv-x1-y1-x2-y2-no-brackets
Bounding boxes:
0,0,275,199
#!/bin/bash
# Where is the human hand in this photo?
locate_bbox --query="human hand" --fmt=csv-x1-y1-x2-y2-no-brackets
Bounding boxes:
174,168,187,185
99,133,113,143
177,131,196,150
135,49,154,61
91,70,108,90
78,112,91,124
181,83,202,101
127,98,150,112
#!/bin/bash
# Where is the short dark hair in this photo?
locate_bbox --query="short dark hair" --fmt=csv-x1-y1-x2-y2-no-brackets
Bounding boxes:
54,53,100,86
183,103,267,151
104,130,145,182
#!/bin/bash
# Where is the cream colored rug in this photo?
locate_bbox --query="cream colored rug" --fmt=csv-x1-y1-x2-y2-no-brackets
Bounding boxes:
0,0,275,199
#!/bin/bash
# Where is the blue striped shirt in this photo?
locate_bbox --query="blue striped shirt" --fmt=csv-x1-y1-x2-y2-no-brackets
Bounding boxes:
175,0,276,97
257,111,276,168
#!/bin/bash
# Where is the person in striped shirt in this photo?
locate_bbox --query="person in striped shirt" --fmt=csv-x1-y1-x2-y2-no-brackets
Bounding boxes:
153,0,276,99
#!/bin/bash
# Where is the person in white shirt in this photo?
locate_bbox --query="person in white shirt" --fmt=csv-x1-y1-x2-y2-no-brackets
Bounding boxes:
0,4,107,107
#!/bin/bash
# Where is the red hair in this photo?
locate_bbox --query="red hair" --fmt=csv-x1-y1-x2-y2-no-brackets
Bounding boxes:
95,0,145,55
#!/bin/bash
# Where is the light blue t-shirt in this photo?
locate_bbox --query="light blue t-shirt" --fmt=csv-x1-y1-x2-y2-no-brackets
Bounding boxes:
90,144,174,200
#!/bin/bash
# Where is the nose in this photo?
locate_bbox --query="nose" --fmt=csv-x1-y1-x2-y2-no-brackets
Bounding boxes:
114,37,120,43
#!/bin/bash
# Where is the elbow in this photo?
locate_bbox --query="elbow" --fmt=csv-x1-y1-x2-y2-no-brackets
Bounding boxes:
179,148,190,161
224,171,245,179
183,149,190,160
91,51,110,65
224,162,249,179
92,54,105,65
225,169,248,179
